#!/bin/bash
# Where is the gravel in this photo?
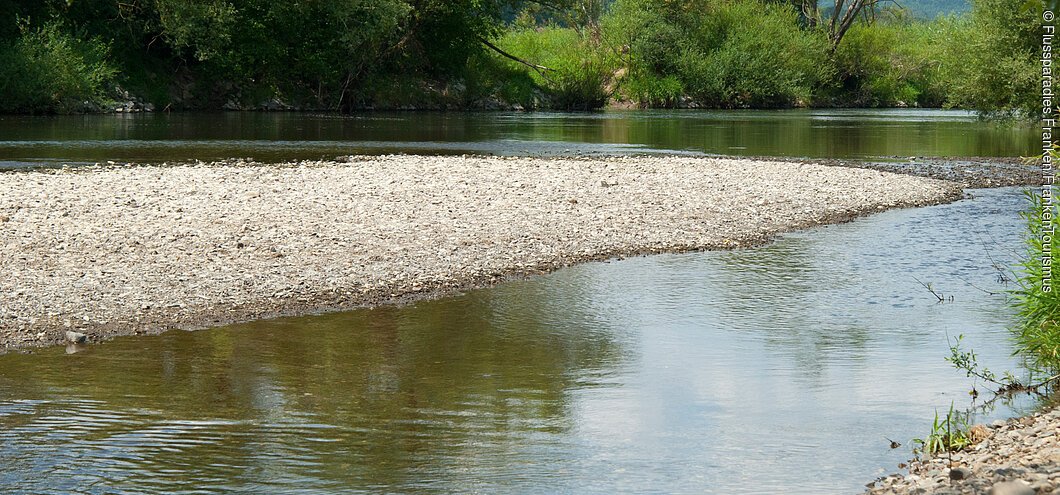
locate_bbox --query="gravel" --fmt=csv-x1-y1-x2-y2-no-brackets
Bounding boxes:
0,155,960,351
865,407,1060,495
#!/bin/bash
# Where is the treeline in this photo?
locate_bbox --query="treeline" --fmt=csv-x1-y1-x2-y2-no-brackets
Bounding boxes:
0,0,1040,116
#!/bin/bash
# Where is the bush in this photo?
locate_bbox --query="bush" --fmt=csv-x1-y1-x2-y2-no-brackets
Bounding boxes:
622,73,683,107
0,23,115,114
944,0,1039,118
462,51,541,109
831,19,960,107
604,0,829,108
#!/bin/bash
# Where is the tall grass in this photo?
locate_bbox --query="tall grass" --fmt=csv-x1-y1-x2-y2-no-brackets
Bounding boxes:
497,27,616,110
1014,152,1060,371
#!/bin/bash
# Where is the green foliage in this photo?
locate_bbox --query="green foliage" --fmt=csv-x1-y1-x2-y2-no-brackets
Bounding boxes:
1014,152,1060,370
605,0,829,108
463,50,541,109
0,22,115,114
912,403,972,457
831,19,959,107
151,0,412,108
622,73,684,108
0,0,1041,114
498,26,615,110
944,0,1040,118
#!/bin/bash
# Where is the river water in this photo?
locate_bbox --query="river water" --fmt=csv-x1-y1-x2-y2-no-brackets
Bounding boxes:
0,110,1041,494
0,109,1036,168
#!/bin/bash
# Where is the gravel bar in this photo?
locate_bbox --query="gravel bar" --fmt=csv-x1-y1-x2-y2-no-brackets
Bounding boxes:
865,406,1060,495
0,155,960,351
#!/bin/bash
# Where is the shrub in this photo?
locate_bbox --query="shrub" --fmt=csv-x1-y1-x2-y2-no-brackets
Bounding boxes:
0,23,115,114
603,0,829,108
943,0,1039,117
622,73,684,107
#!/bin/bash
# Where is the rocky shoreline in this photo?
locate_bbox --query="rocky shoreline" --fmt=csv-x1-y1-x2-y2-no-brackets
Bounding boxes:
0,155,961,352
865,406,1060,495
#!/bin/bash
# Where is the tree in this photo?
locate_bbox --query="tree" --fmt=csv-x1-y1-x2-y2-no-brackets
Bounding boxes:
943,0,1040,117
827,0,902,51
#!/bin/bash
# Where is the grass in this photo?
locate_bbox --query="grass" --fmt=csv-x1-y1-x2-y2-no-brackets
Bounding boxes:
1013,154,1060,371
496,26,617,110
912,402,973,457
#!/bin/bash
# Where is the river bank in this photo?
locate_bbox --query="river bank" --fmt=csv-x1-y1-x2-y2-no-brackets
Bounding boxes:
0,155,962,352
865,405,1060,495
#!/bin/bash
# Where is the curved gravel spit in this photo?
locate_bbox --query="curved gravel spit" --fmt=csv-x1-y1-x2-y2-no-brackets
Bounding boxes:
0,155,960,351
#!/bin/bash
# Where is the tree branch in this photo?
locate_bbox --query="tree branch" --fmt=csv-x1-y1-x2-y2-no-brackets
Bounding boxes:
478,36,555,77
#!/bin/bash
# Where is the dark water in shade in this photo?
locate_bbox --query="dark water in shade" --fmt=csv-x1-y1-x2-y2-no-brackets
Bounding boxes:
0,187,1038,494
0,109,1036,168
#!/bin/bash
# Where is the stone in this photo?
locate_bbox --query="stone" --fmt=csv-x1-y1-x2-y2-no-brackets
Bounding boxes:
950,467,973,481
994,467,1026,477
1029,481,1053,493
0,156,962,361
64,330,87,344
988,481,1035,495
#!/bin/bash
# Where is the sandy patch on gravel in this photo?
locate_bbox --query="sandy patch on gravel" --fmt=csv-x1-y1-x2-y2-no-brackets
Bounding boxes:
0,155,960,350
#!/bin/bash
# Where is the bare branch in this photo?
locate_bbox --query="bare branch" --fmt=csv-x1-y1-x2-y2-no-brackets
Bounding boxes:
913,276,946,302
478,36,555,77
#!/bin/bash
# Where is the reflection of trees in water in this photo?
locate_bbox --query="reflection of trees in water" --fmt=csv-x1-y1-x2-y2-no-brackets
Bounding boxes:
505,112,1031,157
0,276,629,492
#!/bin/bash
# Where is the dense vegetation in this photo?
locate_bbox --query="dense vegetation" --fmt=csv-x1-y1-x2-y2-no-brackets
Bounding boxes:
1016,156,1060,373
0,0,1039,115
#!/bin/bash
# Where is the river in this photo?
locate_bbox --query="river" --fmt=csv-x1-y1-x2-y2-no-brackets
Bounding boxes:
0,109,1035,168
0,110,1040,494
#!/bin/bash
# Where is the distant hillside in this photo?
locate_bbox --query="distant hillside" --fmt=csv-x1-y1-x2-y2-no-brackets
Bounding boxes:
897,0,971,17
821,0,970,19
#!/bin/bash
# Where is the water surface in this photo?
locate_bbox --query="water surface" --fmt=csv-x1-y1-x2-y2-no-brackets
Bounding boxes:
0,109,1034,168
0,187,1034,494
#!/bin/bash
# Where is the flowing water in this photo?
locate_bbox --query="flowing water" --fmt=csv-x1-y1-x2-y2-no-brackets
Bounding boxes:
0,186,1038,494
0,109,1036,168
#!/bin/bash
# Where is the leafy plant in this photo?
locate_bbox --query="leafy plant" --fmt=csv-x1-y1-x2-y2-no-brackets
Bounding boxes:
622,72,684,107
942,0,1040,118
603,0,829,108
912,402,972,457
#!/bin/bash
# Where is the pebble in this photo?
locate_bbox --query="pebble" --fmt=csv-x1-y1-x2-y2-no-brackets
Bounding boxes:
988,481,1035,495
950,467,972,480
64,331,87,344
0,156,960,351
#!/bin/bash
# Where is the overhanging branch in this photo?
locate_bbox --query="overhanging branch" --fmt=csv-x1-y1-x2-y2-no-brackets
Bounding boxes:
478,36,555,77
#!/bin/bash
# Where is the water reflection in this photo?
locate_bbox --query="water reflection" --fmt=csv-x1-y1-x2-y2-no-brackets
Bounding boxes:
0,188,1035,494
0,109,1035,167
